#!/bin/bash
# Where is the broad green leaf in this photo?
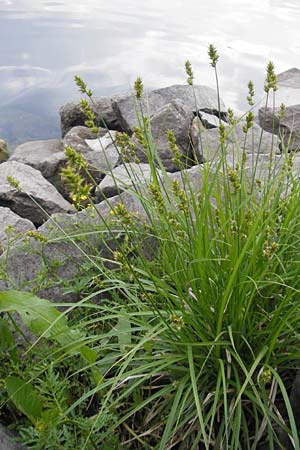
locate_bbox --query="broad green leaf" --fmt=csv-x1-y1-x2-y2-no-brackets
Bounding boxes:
5,376,42,423
0,318,15,350
0,290,98,364
0,290,68,340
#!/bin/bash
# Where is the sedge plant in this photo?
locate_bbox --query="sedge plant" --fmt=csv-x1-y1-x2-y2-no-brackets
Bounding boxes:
1,47,300,450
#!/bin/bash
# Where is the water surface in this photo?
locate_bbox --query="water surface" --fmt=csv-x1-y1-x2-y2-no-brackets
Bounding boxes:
0,0,300,149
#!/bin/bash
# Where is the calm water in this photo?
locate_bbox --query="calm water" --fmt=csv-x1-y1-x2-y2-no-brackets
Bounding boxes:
0,0,300,149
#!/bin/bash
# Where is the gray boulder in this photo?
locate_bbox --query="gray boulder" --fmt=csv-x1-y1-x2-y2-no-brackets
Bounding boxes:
259,104,300,152
63,126,120,185
196,111,228,129
63,125,107,150
60,95,126,137
191,118,280,163
258,68,300,151
264,67,300,108
0,192,150,301
112,84,226,134
130,99,194,172
83,132,120,173
168,164,204,196
0,424,27,450
1,234,83,302
0,139,9,163
10,139,67,196
2,149,298,303
0,161,74,225
0,207,35,254
97,163,164,199
97,162,205,203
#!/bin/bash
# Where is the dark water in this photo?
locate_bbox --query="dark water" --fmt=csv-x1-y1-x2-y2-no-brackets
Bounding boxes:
0,0,300,150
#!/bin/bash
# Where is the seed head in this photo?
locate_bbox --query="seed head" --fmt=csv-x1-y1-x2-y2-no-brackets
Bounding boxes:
134,77,143,100
227,167,241,193
80,99,99,134
243,111,255,133
149,183,165,214
208,44,219,67
74,75,93,97
116,132,138,162
278,103,286,120
247,81,255,106
227,108,235,126
64,146,88,170
219,123,226,144
264,61,278,93
167,129,182,166
260,367,272,384
133,126,147,150
7,176,21,192
170,313,185,331
27,231,48,243
185,60,194,85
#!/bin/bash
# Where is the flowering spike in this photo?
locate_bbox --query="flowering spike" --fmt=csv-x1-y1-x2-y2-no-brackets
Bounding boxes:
264,61,278,93
247,81,255,106
134,77,143,100
185,60,194,85
74,75,93,97
208,44,219,67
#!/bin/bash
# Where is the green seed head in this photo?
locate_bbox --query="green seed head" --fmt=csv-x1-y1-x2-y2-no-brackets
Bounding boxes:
74,75,93,97
7,176,21,192
208,44,219,67
247,80,255,106
227,108,235,126
185,60,194,85
219,123,226,144
134,76,143,100
243,111,255,133
278,103,286,120
264,61,278,93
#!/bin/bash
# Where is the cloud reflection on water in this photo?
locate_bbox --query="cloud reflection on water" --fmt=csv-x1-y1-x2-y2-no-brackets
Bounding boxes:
0,0,300,148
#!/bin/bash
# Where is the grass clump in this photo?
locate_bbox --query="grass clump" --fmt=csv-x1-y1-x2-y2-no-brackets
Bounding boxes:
1,47,300,450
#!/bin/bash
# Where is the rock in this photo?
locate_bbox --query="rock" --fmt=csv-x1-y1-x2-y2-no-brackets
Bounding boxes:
0,424,27,450
259,105,300,152
112,84,226,134
0,232,83,302
0,139,9,163
191,118,280,163
97,161,205,204
168,164,204,196
0,207,35,254
63,126,120,186
0,161,74,225
258,68,300,151
267,68,300,108
1,147,297,303
130,99,194,172
0,192,150,301
9,139,67,196
40,191,149,238
97,163,164,199
59,95,126,137
196,111,228,129
63,125,107,151
83,131,120,173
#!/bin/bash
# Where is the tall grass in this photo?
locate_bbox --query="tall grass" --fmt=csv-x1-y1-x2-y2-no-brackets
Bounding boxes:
1,49,300,449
